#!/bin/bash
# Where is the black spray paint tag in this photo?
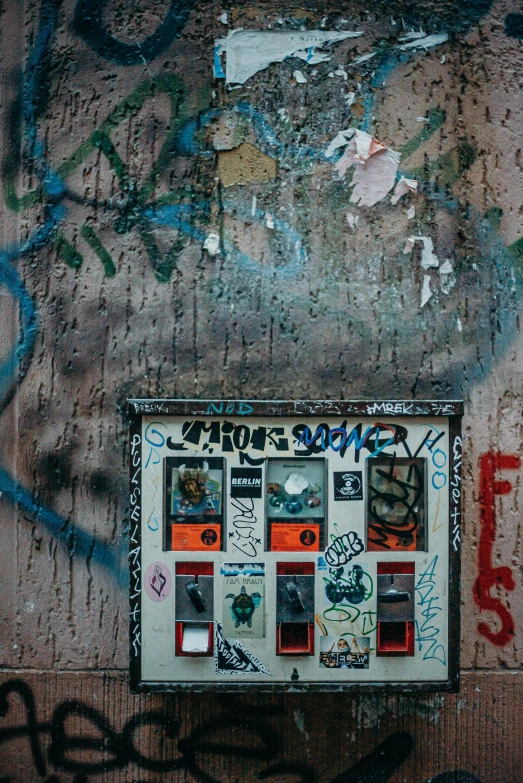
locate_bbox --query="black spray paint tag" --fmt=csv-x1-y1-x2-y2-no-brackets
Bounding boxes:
230,468,262,498
334,471,363,501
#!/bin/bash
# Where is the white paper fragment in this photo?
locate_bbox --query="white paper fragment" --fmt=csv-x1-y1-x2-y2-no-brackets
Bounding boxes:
404,236,439,268
346,212,359,230
294,69,307,83
399,33,448,51
325,128,355,158
251,195,257,216
346,91,356,106
439,258,456,294
294,49,331,65
266,213,275,229
457,316,462,332
391,176,418,204
334,68,348,80
182,626,210,653
224,29,363,84
407,205,416,220
334,129,401,207
219,11,228,24
421,274,433,307
416,116,429,122
398,30,426,41
285,472,309,494
441,55,446,64
203,233,221,255
351,51,377,65
328,72,335,78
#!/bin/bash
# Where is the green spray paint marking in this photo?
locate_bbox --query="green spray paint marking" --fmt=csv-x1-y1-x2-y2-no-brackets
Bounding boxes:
400,108,446,161
405,140,476,188
80,224,116,277
4,74,194,283
55,234,82,269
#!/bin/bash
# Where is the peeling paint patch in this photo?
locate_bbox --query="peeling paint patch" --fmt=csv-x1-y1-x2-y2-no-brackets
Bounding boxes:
333,129,400,207
391,176,418,204
218,143,277,187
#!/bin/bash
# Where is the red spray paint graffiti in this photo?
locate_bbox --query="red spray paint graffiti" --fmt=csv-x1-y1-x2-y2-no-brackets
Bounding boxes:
474,452,521,646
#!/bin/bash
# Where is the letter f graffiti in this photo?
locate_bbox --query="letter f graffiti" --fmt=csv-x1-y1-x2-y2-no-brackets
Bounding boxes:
474,452,521,647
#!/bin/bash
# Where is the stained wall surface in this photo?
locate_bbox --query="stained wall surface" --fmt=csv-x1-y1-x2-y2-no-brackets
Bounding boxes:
1,0,523,780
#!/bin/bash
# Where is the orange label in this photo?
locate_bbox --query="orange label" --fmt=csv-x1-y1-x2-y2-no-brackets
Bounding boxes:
171,524,221,551
271,523,320,552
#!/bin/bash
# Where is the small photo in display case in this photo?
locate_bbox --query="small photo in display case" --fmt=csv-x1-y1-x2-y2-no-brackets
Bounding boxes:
367,456,427,551
265,458,326,551
164,457,225,551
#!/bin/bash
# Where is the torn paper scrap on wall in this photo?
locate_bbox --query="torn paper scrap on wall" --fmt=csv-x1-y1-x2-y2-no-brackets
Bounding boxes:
391,176,418,204
325,128,355,158
330,129,400,207
346,212,359,230
421,274,433,307
204,233,221,256
223,29,362,84
350,51,377,65
439,259,456,294
293,70,307,83
399,32,448,51
403,236,439,269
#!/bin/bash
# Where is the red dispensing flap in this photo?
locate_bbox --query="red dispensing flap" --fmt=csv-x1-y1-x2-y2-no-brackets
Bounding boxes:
377,621,415,656
175,621,213,657
175,561,214,576
276,562,314,575
377,562,415,575
276,622,315,655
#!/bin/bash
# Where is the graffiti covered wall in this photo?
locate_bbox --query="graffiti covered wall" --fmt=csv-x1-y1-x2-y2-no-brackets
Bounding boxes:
1,0,523,779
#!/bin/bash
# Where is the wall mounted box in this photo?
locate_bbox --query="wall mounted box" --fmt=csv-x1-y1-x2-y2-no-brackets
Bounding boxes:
129,399,462,693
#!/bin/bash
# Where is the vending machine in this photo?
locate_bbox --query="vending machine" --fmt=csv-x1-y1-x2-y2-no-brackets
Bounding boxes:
129,399,462,692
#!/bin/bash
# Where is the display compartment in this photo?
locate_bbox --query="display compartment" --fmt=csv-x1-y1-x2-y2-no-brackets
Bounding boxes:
164,457,226,551
367,457,427,552
265,457,327,552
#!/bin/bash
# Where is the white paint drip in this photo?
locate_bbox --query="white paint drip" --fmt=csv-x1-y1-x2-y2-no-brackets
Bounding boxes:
293,708,310,741
251,195,257,217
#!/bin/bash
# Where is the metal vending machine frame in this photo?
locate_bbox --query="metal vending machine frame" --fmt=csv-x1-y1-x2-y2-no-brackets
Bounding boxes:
129,399,462,693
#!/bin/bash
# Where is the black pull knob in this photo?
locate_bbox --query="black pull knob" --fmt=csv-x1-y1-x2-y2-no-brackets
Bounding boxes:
378,590,410,603
286,579,305,613
186,580,206,613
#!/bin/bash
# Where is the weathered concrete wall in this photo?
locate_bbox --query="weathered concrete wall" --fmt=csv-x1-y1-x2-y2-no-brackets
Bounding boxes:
1,0,523,779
